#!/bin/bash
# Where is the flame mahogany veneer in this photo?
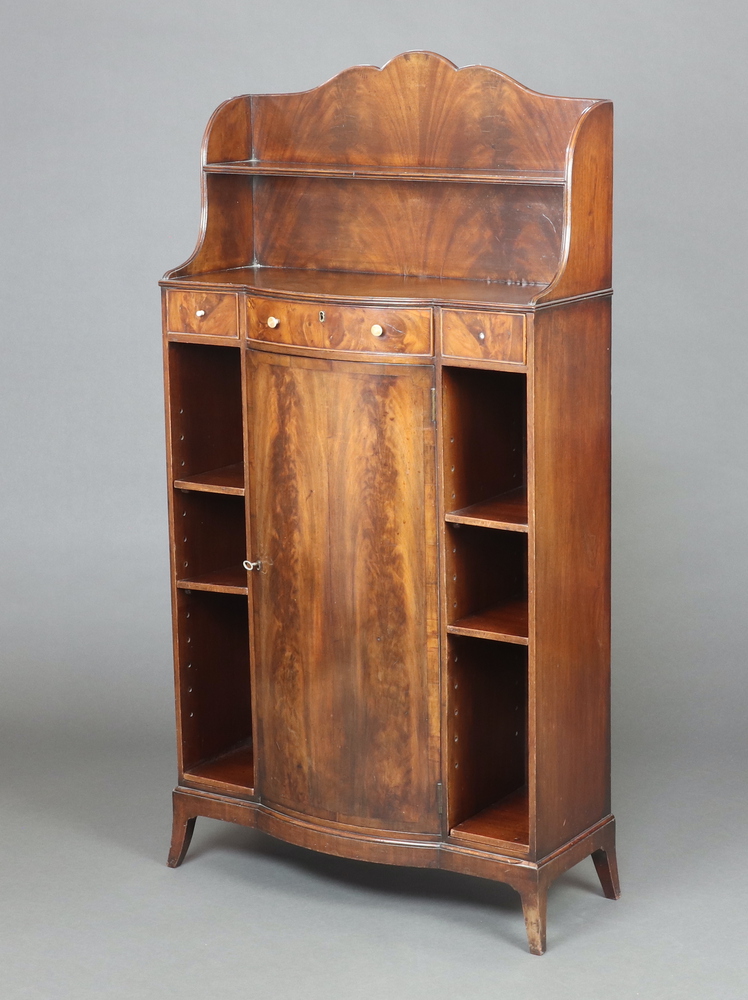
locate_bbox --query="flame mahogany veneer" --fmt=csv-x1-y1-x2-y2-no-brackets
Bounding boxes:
160,52,619,955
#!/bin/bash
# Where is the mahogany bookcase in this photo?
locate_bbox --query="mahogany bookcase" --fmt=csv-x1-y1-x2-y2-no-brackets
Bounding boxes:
160,51,619,955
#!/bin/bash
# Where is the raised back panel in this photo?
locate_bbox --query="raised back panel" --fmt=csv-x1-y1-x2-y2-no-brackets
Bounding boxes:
253,177,563,282
251,51,593,171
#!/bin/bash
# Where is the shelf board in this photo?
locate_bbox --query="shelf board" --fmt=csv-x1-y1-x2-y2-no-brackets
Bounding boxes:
446,487,527,531
184,740,255,795
447,598,528,644
204,160,565,186
174,462,245,496
450,787,529,851
176,565,248,595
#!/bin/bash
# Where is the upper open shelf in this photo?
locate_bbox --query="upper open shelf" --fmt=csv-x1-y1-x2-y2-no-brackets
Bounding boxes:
164,53,612,306
204,160,565,186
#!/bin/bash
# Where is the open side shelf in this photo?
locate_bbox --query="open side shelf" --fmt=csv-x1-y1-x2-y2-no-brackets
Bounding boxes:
446,636,528,851
177,590,252,778
184,739,255,795
451,787,529,852
174,462,245,496
445,486,527,531
204,159,565,186
447,599,528,644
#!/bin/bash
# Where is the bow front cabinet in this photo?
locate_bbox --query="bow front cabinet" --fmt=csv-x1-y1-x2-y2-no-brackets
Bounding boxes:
160,52,619,955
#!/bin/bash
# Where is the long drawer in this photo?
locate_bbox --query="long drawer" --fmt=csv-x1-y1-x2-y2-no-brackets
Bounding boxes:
248,297,432,357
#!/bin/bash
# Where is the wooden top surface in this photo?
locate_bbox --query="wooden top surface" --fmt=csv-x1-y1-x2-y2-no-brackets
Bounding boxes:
161,266,554,309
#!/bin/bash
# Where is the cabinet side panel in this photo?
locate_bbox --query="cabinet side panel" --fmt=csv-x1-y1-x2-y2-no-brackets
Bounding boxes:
534,102,613,303
248,351,440,834
530,298,611,859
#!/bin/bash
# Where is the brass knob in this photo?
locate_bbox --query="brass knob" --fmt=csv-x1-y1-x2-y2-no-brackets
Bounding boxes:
195,309,205,317
267,316,280,329
371,324,384,337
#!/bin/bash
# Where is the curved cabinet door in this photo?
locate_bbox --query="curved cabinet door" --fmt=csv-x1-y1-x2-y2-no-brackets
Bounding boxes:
247,350,440,835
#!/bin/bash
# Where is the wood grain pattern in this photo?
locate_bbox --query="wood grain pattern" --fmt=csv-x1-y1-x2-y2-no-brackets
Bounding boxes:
248,296,432,356
165,290,239,338
247,351,439,833
250,52,593,171
253,176,563,283
529,296,611,858
442,309,526,364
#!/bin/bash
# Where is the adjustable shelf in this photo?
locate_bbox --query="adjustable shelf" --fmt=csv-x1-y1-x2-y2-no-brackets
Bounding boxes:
445,486,528,531
174,462,245,496
204,159,565,186
447,599,529,644
176,565,248,595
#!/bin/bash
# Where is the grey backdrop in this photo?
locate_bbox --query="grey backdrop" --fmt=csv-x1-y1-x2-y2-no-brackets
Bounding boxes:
1,2,746,998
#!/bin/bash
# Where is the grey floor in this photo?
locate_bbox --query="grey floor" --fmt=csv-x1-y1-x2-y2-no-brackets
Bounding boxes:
2,711,746,998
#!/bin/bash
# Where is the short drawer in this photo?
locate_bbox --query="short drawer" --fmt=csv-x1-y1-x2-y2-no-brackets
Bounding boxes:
248,298,432,356
442,309,526,364
165,290,239,339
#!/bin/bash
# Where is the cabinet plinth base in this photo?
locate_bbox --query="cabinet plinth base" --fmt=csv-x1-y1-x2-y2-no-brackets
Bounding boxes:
168,787,619,954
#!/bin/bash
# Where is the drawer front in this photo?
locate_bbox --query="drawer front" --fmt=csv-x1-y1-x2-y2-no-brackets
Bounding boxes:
442,309,526,364
166,290,239,338
248,298,432,356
